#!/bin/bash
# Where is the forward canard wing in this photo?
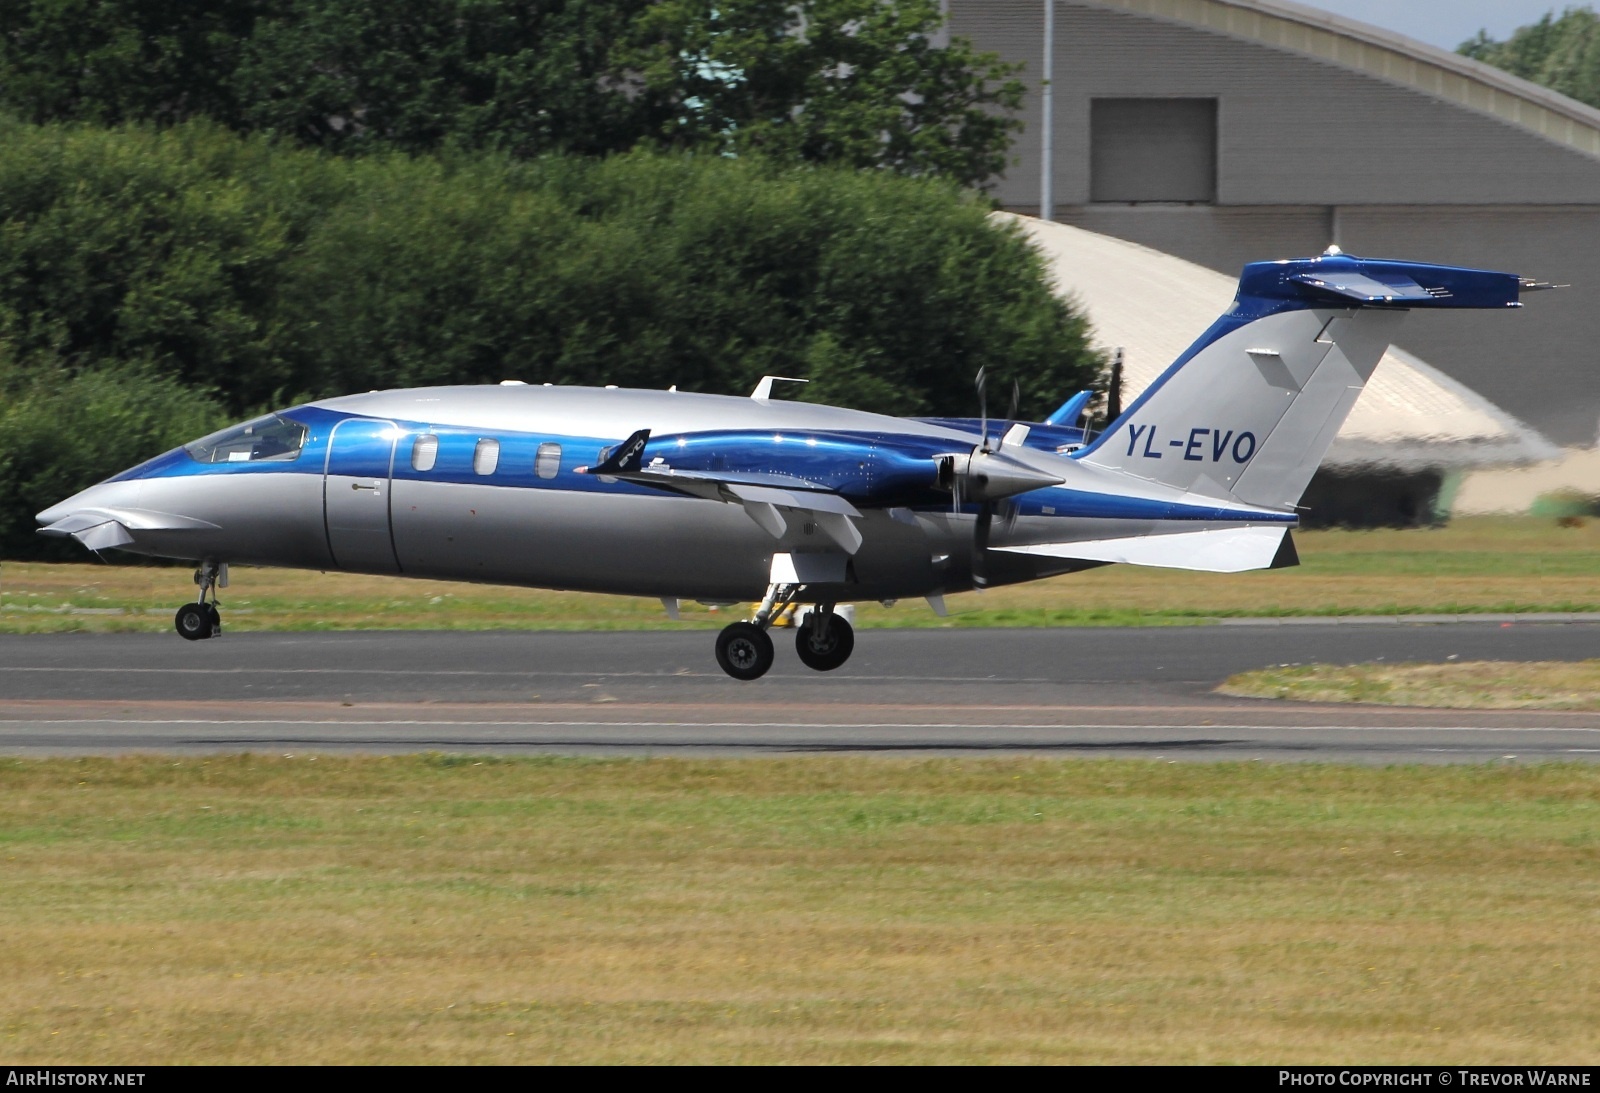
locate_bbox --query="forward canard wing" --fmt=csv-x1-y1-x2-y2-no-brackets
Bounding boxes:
37,507,222,552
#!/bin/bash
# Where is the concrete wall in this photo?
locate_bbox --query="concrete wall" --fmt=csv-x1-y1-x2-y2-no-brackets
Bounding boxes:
949,1,1600,447
953,1,1600,207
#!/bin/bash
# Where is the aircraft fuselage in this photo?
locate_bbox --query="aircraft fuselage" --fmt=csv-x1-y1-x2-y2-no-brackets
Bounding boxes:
36,384,1283,604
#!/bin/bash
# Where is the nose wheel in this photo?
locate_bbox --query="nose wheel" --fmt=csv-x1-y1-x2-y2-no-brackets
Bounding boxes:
175,561,226,641
174,602,220,641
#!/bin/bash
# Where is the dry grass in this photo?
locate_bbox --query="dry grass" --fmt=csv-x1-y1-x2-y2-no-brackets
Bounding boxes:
1220,660,1600,711
1,756,1598,1063
4,516,1599,632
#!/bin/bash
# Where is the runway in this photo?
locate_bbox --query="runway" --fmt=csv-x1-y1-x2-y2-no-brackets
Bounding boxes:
2,622,1598,761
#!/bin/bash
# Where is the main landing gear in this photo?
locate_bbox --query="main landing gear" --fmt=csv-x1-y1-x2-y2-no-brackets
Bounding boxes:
175,561,226,641
712,582,855,680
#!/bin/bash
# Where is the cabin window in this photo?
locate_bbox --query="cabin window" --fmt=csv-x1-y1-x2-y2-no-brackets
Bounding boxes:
184,414,307,464
1091,98,1218,203
535,442,561,479
473,438,500,476
411,435,438,472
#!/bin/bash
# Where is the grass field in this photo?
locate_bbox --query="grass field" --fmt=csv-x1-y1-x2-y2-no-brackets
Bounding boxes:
3,516,1597,632
1,756,1597,1064
1220,660,1600,711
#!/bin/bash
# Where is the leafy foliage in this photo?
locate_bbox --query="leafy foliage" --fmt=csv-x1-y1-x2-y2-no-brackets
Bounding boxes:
623,0,1023,187
0,121,1093,417
0,0,1023,186
1459,6,1600,109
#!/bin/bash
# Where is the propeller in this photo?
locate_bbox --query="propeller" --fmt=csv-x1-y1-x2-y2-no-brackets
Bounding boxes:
958,371,1049,589
975,366,989,451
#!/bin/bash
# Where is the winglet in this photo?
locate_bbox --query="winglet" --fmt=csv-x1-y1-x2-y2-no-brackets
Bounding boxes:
578,429,651,475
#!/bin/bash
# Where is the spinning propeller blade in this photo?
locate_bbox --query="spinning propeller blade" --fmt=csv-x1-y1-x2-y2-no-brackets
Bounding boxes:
975,366,989,451
972,501,994,589
972,373,1022,589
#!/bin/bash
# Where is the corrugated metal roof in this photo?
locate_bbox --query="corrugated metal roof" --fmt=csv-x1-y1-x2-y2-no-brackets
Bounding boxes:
1002,213,1560,469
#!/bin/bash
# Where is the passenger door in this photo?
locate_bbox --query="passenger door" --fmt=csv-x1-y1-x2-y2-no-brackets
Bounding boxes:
324,418,400,573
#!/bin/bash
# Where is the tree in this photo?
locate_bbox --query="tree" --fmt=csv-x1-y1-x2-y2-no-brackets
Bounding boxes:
0,121,1096,421
624,0,1023,187
1459,7,1600,110
230,0,659,159
0,0,270,127
0,1,1025,187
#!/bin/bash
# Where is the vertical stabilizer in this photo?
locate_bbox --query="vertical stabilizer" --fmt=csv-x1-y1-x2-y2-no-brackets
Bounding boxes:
1077,251,1528,510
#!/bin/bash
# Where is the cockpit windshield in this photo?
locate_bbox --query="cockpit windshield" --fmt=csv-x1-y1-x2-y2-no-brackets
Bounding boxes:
185,414,309,464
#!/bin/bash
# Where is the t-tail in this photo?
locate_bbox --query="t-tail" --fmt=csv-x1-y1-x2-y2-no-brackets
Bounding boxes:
1076,248,1549,511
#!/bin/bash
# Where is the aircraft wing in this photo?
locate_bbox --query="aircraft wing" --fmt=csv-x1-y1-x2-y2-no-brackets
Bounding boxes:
37,507,222,551
629,470,865,554
998,524,1295,573
577,430,864,553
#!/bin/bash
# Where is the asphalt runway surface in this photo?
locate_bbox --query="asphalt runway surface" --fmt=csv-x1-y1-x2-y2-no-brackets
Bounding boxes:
3,621,1599,762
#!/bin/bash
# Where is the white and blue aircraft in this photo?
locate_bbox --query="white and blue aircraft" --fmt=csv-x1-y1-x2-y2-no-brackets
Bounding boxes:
37,249,1547,679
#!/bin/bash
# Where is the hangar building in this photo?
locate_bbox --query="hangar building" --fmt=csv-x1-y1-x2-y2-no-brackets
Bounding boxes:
947,0,1600,456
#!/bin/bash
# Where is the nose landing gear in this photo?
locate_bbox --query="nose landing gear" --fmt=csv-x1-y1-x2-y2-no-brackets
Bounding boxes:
175,561,226,641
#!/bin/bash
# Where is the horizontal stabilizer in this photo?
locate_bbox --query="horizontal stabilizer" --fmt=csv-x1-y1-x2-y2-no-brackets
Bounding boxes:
998,524,1290,573
1288,271,1438,304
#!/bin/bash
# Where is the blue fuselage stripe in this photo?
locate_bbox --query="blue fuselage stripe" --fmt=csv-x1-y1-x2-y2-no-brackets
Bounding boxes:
115,406,1290,525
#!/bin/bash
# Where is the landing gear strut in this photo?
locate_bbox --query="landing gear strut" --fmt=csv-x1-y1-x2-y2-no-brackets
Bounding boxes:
175,561,225,641
712,584,857,680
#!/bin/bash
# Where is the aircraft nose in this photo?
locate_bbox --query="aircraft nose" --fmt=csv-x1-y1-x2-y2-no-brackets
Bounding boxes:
35,480,142,528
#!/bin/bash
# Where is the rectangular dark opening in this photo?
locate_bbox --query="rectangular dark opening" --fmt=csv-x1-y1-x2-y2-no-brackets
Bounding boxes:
1091,98,1218,203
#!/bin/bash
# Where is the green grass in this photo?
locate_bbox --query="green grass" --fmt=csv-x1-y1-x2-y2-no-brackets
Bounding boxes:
1220,660,1600,711
2,755,1598,1063
3,516,1598,632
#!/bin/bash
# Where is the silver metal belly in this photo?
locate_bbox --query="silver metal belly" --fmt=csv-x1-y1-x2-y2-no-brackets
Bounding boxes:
388,480,963,601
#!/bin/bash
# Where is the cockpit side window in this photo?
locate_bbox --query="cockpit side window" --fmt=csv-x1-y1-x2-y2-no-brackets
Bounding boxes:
185,414,308,464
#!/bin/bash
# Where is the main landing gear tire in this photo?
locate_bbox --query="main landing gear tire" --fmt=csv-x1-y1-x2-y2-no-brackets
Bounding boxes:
795,614,854,672
174,602,220,641
715,622,775,681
